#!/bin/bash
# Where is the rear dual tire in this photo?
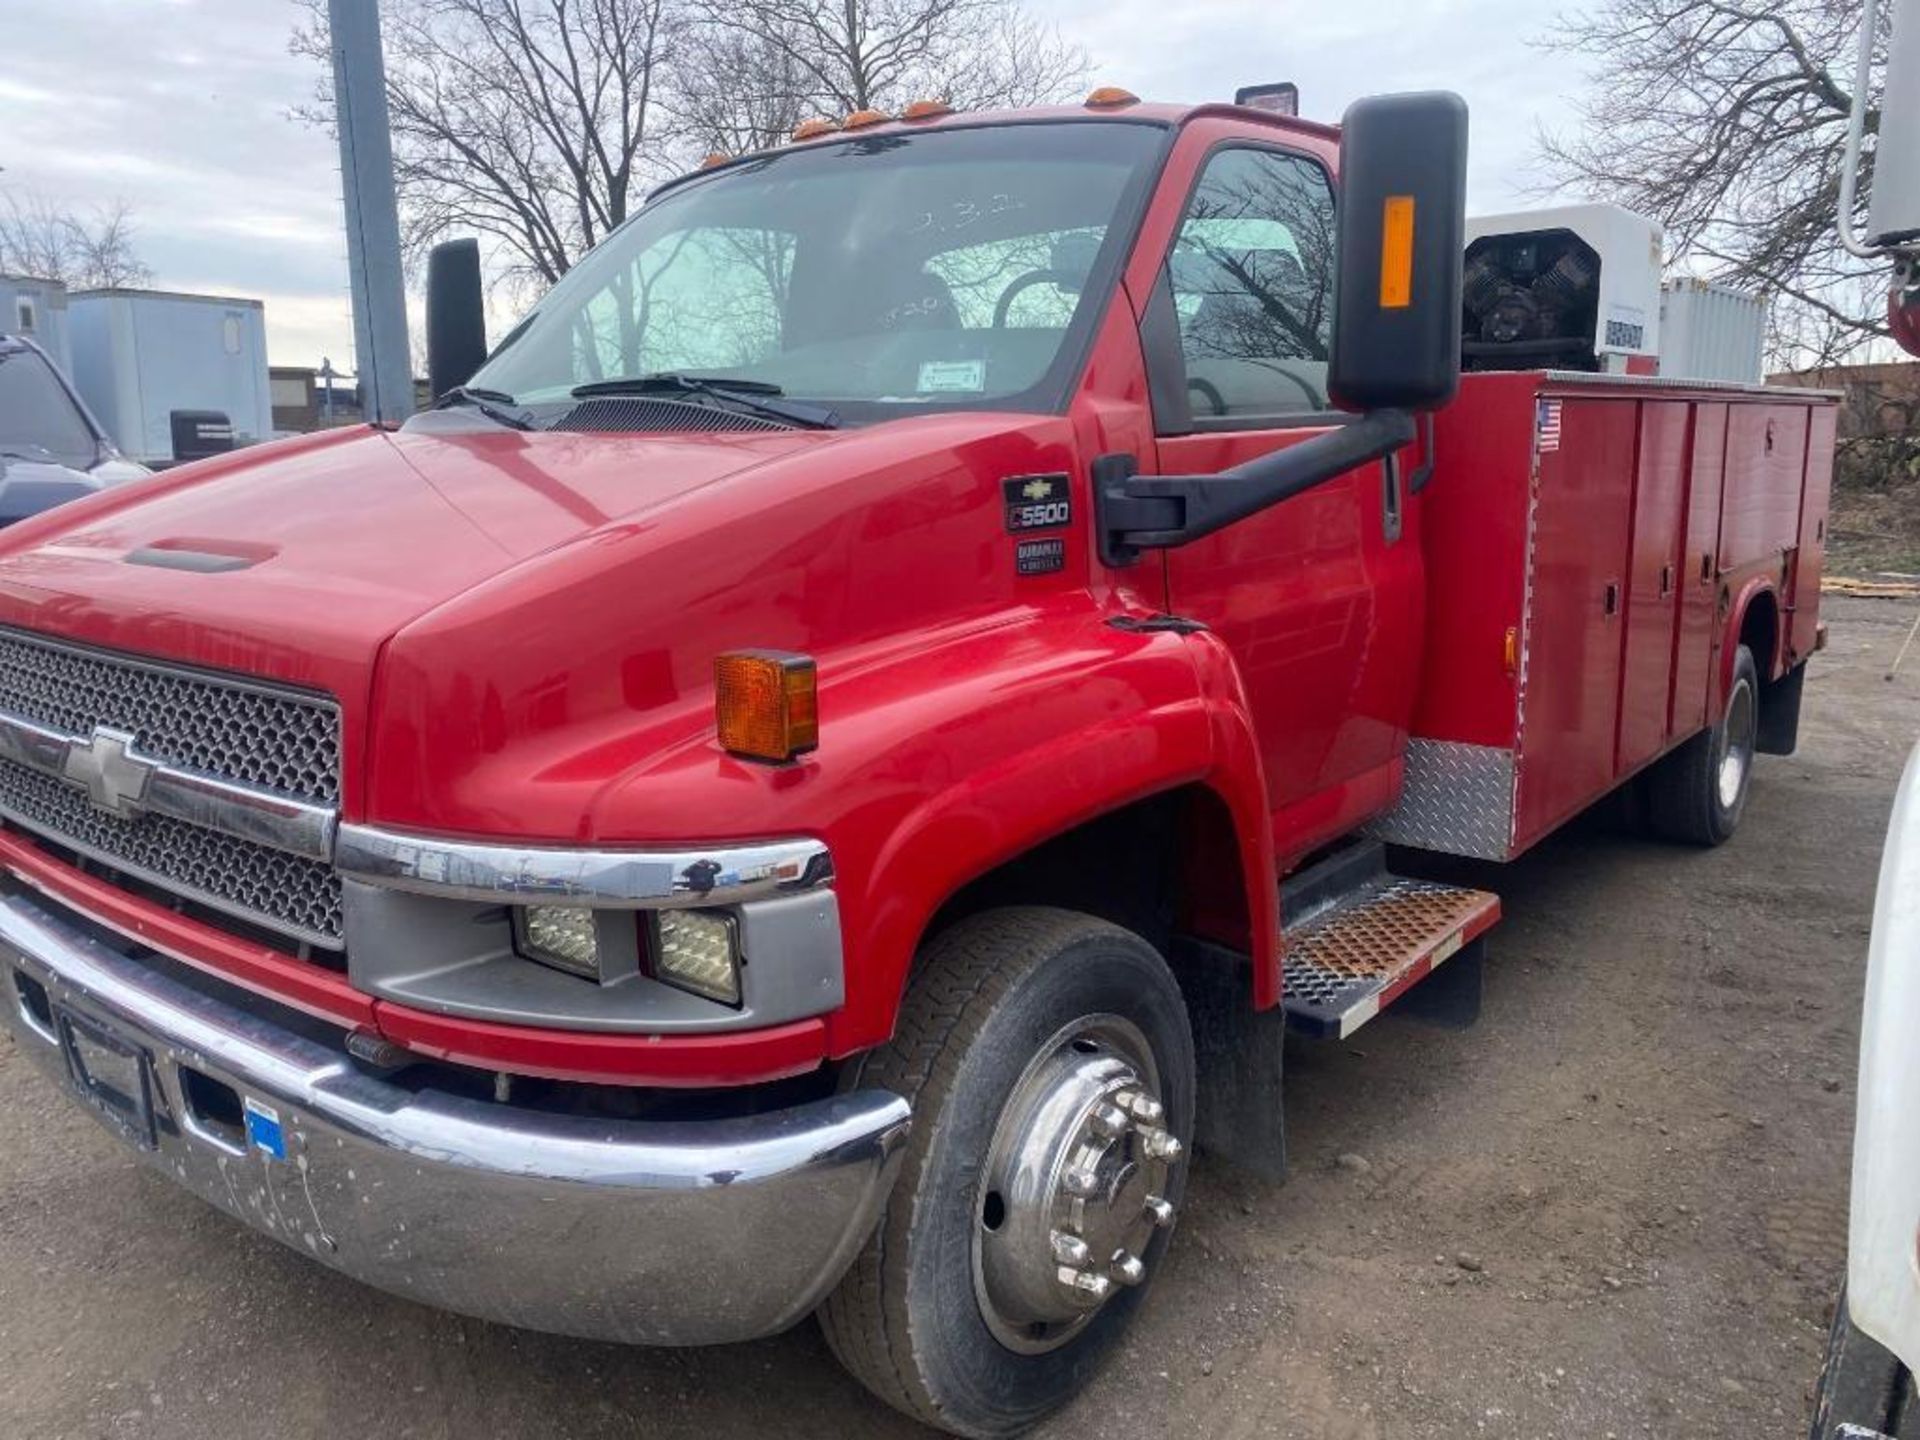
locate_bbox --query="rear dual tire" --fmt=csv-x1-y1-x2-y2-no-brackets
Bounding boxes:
819,908,1195,1438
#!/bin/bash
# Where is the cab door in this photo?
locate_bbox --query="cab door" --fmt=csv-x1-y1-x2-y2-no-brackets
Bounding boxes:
1136,134,1424,847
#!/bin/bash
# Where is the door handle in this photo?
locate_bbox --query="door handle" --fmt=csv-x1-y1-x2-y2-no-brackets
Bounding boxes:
1659,563,1674,598
1604,580,1621,617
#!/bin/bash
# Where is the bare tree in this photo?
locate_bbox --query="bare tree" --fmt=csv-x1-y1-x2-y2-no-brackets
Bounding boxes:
670,25,814,156
1539,0,1888,368
294,0,1090,294
294,0,682,289
701,0,1089,126
0,191,152,288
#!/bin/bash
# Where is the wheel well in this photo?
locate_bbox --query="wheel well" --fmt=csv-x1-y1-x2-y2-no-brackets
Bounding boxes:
920,785,1251,963
1738,588,1780,677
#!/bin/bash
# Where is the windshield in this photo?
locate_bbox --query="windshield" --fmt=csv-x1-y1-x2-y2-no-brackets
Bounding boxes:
0,347,98,471
472,122,1164,422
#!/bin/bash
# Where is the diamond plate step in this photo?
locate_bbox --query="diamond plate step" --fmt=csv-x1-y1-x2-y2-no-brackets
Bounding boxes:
1282,876,1500,1039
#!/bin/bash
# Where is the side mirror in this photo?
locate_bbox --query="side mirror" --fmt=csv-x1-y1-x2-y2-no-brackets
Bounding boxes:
1328,92,1468,413
1094,91,1469,566
425,238,488,397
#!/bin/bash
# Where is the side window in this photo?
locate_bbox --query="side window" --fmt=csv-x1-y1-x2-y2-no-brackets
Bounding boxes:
1167,148,1334,422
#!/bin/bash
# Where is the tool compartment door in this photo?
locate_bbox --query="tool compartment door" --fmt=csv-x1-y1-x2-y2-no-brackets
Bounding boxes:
1720,403,1809,575
1616,401,1689,773
1514,396,1635,848
1788,404,1837,664
1671,403,1727,738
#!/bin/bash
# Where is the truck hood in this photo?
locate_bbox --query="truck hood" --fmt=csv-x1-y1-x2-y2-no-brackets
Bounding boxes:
0,418,833,705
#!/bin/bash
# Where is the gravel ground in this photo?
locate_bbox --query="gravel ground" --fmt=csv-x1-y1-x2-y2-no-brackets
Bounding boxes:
0,592,1915,1440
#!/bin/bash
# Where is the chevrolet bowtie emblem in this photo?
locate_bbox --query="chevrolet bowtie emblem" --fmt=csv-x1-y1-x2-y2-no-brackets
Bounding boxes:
1022,478,1055,501
62,726,156,819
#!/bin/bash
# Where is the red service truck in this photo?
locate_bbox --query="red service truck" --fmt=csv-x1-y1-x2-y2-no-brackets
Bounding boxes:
0,88,1834,1436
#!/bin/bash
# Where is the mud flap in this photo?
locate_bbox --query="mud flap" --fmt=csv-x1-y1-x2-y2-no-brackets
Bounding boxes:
1759,659,1807,756
1173,936,1288,1184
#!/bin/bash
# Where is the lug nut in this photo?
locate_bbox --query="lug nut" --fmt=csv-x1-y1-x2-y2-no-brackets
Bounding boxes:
1063,1166,1100,1197
1119,1091,1165,1125
1110,1252,1147,1286
1050,1230,1090,1266
1090,1103,1131,1139
1140,1127,1183,1162
1143,1194,1175,1227
1059,1265,1113,1301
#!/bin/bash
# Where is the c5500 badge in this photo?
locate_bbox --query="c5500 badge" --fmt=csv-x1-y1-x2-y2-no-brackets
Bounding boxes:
1003,474,1072,533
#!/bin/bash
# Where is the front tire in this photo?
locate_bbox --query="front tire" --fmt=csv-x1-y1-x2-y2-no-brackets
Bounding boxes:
819,907,1196,1438
1647,642,1761,846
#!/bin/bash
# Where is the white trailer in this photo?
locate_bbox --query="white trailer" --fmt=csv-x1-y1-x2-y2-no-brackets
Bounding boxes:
67,289,272,467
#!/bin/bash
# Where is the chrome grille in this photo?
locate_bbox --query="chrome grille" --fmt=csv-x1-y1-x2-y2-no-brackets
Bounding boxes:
0,764,342,943
0,628,339,804
0,629,343,947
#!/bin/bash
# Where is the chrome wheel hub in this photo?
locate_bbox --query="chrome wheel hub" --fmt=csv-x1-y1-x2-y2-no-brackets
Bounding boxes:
1717,676,1756,810
972,1015,1180,1353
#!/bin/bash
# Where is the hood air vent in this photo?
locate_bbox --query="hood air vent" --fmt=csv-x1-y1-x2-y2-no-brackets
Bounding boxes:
550,397,791,435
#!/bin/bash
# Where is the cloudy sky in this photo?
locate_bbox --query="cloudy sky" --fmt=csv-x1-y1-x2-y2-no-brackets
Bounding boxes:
0,0,1598,371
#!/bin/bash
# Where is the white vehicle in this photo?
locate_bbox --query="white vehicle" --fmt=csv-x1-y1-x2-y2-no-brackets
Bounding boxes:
1809,4,1920,1430
0,334,149,525
1813,739,1920,1437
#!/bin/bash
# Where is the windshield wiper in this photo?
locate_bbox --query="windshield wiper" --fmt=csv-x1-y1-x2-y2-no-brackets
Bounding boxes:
433,385,536,431
570,373,839,430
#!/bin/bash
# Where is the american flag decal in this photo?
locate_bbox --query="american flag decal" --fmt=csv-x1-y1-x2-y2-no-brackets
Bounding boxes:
1537,398,1564,453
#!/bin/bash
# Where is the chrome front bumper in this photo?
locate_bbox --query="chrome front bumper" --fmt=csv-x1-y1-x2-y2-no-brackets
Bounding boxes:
0,888,910,1345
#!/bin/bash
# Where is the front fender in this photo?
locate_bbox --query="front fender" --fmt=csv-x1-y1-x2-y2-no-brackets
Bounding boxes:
570,596,1279,1054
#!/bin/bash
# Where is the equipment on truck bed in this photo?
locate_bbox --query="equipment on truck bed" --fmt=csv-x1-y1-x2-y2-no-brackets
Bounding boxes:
1463,204,1662,374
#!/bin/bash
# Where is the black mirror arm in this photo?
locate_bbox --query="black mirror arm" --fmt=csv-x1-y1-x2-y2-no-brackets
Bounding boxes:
1096,408,1418,567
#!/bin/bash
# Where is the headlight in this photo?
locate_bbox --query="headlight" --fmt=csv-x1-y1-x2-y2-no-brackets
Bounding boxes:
511,903,743,1005
513,904,603,979
651,909,743,1006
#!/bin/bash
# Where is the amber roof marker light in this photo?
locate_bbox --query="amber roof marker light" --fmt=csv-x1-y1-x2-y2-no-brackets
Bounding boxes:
901,99,955,121
842,109,890,130
715,650,820,763
791,117,840,142
1084,86,1141,108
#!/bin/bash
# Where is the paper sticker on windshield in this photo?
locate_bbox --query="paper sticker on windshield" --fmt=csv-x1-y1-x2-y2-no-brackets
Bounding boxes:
917,359,986,393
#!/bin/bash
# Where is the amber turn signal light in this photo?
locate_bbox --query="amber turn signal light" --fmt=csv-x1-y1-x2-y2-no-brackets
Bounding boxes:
715,650,819,762
1378,194,1416,309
